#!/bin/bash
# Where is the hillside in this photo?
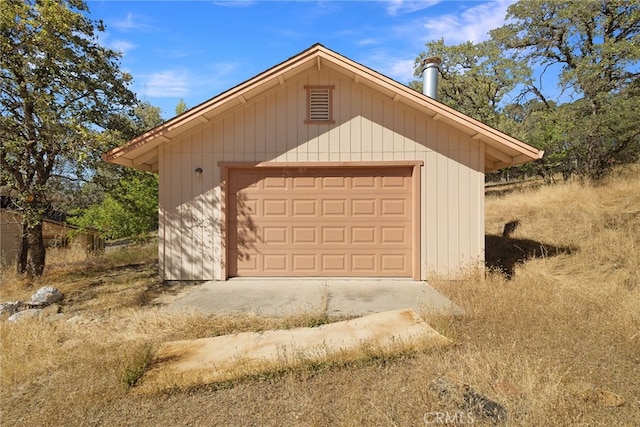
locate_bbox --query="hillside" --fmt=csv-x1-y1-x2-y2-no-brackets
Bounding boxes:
1,165,639,426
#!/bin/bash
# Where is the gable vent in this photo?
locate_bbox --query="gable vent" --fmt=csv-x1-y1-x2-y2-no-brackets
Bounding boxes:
309,89,330,119
305,85,335,124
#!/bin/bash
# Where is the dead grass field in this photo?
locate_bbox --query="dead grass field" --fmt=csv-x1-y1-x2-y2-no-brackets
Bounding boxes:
1,165,639,426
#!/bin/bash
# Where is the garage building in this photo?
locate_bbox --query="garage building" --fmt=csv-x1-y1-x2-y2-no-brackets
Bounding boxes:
105,44,542,281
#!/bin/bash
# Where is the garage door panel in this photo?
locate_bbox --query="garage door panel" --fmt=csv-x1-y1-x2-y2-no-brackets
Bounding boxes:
352,254,376,271
263,199,288,216
293,254,316,271
233,250,258,271
352,199,376,216
237,199,257,215
322,176,347,188
382,175,408,188
292,227,317,243
263,226,287,244
352,227,376,244
381,226,406,244
292,199,316,215
263,176,287,189
322,227,347,244
322,200,346,216
381,254,406,271
292,176,317,189
352,176,375,188
229,167,414,277
263,254,287,271
381,199,407,215
322,254,346,271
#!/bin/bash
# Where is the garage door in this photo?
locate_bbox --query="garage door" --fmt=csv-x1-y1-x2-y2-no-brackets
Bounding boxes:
228,166,414,277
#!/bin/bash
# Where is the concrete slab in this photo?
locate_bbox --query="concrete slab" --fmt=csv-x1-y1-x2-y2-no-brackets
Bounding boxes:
164,278,464,317
136,308,452,393
325,279,464,316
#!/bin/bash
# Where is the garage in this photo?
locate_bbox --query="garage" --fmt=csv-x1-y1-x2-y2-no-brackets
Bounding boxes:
227,165,418,277
106,44,543,281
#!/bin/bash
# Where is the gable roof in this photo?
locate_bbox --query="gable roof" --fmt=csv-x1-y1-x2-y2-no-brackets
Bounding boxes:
104,43,543,173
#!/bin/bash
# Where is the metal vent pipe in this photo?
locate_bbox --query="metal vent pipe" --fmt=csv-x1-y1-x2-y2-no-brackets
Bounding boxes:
421,57,442,100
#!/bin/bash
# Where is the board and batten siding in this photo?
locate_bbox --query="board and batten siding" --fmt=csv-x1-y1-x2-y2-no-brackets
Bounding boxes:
158,67,484,281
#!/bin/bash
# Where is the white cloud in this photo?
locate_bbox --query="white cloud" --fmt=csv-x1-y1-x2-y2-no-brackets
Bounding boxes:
95,32,136,56
112,12,137,31
193,61,241,93
110,40,136,56
361,51,418,84
355,38,379,46
420,0,516,44
212,1,256,8
137,62,240,104
386,58,417,81
111,12,155,32
143,70,189,97
386,0,441,16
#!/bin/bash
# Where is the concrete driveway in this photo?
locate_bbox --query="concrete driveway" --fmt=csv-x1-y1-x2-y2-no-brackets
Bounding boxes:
164,278,464,317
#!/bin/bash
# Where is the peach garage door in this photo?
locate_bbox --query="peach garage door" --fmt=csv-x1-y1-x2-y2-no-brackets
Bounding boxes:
228,167,414,277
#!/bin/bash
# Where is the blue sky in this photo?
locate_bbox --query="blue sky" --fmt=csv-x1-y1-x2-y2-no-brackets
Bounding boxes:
88,0,517,119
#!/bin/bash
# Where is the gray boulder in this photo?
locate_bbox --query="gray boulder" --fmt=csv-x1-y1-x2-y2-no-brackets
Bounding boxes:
27,286,63,307
430,375,508,424
7,309,42,323
0,301,23,318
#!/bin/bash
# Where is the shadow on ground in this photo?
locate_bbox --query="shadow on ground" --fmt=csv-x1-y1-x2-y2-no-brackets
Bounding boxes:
485,234,576,279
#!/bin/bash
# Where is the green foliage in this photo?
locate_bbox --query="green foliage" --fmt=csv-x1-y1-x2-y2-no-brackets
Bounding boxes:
69,173,158,240
175,98,188,116
68,101,164,241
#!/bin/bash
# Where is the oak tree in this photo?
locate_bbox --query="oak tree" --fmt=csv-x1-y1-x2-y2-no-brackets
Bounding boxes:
493,0,640,179
412,0,640,180
0,0,136,276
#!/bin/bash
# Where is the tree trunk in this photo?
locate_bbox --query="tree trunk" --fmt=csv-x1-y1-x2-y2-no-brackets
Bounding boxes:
16,211,47,278
26,221,46,277
17,221,29,274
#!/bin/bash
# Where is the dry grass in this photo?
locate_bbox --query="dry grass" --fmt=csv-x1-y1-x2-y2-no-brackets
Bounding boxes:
1,165,639,426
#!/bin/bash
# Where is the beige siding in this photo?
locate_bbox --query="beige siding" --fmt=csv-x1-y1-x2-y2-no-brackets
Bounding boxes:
159,67,484,280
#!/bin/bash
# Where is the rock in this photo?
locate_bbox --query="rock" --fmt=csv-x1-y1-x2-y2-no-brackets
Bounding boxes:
27,286,63,307
7,309,42,323
0,301,24,319
463,387,508,423
430,374,508,424
594,389,626,407
568,381,626,407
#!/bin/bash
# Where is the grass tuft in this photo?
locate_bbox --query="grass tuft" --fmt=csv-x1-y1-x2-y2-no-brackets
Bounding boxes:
122,344,155,387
